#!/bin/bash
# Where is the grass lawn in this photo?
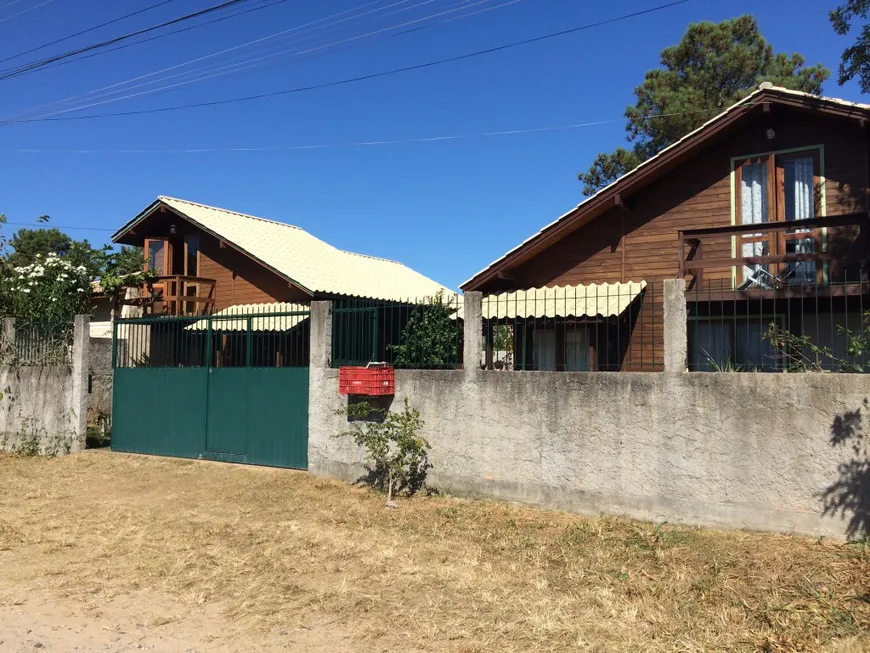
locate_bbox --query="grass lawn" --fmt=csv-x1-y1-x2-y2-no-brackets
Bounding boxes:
0,450,867,652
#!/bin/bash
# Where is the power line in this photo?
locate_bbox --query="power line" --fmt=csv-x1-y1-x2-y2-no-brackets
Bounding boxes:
8,0,404,120
3,0,690,124
0,0,180,65
3,221,114,231
35,0,503,119
0,0,251,81
30,0,288,73
0,0,56,25
0,105,731,154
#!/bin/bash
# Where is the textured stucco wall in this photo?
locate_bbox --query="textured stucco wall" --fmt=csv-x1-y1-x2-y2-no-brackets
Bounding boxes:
308,296,868,540
310,368,868,538
88,337,114,420
0,366,81,454
0,316,90,455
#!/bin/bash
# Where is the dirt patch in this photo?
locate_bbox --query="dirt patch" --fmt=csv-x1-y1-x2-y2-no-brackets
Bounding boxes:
0,589,353,652
0,450,868,652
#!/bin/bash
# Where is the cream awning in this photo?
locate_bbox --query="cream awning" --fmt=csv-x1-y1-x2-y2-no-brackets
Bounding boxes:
186,302,310,332
479,281,646,319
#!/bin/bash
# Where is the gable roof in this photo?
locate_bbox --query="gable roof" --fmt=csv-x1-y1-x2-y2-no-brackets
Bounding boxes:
461,85,870,291
113,196,453,301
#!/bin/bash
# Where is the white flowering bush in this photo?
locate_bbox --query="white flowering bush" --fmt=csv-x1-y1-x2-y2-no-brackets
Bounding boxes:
2,253,90,324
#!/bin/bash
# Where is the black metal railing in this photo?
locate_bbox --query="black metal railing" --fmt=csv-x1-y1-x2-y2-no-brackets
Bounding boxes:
1,318,73,366
114,304,310,369
687,277,870,372
331,293,463,369
480,282,659,372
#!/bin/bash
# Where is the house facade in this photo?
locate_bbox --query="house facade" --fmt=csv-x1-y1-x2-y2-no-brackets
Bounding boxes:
462,85,870,372
112,196,452,315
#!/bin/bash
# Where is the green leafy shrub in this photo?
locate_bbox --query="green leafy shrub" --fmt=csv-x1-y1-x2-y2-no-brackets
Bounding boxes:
391,291,461,369
2,253,90,323
765,313,870,372
336,398,431,503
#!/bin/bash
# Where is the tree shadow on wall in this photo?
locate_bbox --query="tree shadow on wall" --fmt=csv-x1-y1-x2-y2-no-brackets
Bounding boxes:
824,399,870,540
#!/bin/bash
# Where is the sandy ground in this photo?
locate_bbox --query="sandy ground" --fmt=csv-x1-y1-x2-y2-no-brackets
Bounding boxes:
0,451,867,652
0,589,355,653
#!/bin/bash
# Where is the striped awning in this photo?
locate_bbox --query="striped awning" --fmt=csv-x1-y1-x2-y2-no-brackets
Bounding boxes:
186,302,310,332
479,281,646,319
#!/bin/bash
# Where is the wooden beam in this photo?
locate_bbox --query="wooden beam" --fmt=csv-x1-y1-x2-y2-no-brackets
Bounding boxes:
620,210,626,282
497,270,515,282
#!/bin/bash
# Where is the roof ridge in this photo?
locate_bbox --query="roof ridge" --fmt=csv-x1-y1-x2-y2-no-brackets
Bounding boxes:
340,249,405,266
159,195,305,231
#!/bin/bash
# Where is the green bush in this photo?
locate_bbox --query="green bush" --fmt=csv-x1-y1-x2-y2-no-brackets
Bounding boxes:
336,398,431,503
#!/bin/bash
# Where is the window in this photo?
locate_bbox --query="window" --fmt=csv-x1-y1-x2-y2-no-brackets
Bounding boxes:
734,149,822,286
534,329,556,371
185,235,200,276
564,330,592,371
689,318,780,371
533,327,593,371
145,239,165,274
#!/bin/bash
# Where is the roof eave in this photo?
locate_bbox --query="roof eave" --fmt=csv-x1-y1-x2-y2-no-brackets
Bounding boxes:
116,198,315,296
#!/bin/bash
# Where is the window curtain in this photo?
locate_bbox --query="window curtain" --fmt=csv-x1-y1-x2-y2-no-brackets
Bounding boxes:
740,161,769,284
783,156,816,283
533,329,556,371
564,329,591,371
690,321,731,371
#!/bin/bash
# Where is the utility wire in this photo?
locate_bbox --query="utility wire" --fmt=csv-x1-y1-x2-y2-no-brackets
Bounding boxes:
36,0,500,118
0,0,180,65
3,0,690,124
0,105,732,154
0,0,55,25
8,0,404,119
31,0,287,72
3,221,115,231
0,0,251,81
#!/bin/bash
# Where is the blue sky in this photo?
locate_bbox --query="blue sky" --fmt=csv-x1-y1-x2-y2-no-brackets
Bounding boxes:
0,0,863,289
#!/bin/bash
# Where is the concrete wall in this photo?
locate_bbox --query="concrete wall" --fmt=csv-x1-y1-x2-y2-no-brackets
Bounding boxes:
88,337,113,422
307,288,870,539
0,316,90,455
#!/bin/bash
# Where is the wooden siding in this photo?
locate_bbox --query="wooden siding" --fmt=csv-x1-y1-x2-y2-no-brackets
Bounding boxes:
505,109,869,370
198,233,310,311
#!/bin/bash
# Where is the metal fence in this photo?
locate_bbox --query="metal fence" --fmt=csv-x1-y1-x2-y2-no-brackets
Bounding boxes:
114,304,310,369
480,282,659,371
687,277,870,372
331,294,463,369
1,318,73,366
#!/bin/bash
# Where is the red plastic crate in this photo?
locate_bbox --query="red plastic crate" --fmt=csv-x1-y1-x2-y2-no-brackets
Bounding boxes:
339,366,395,396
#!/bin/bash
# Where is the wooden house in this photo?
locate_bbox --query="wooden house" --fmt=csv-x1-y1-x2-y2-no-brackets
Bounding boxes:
461,84,870,372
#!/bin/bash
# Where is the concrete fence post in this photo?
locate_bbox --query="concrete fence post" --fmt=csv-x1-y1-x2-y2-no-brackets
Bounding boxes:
462,292,482,374
662,279,687,374
309,301,333,369
1,317,14,361
70,314,90,452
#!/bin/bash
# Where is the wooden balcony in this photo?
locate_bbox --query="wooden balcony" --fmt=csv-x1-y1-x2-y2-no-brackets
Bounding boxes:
678,213,870,299
133,275,217,317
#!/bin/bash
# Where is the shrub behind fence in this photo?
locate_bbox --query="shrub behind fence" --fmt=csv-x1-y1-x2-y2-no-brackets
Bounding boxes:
687,278,870,372
331,293,463,369
1,318,74,366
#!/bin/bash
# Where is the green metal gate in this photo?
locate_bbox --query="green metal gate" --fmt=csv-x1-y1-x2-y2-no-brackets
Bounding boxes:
111,308,310,469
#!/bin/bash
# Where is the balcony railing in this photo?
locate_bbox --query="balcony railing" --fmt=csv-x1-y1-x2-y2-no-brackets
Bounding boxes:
678,213,870,297
132,275,217,316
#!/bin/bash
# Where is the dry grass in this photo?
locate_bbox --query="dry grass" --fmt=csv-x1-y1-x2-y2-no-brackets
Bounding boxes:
0,451,867,652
